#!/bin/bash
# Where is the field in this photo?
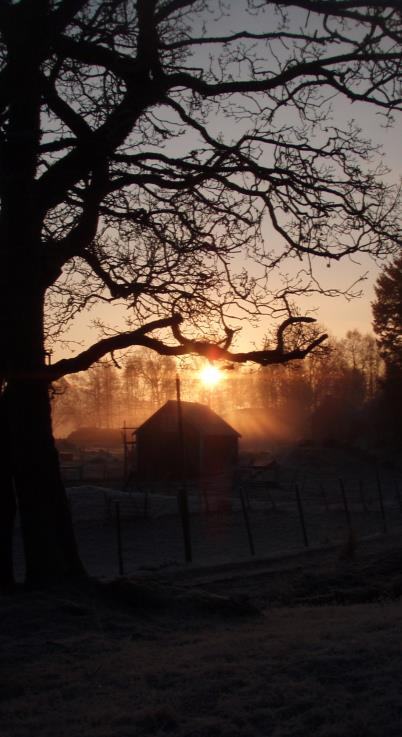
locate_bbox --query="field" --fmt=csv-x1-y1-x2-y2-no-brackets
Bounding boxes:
14,444,402,579
2,534,402,737
4,445,402,736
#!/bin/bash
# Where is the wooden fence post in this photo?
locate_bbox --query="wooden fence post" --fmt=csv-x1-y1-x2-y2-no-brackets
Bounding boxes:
295,484,309,548
115,501,124,576
375,469,387,534
339,479,352,534
239,486,255,556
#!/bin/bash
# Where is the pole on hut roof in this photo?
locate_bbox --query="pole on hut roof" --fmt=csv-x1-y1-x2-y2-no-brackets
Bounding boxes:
176,374,192,563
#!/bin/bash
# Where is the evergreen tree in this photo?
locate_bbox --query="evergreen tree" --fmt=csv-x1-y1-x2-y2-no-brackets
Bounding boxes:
372,254,402,445
373,255,402,371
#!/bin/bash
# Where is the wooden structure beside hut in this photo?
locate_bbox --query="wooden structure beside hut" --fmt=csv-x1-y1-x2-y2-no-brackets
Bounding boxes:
135,400,240,480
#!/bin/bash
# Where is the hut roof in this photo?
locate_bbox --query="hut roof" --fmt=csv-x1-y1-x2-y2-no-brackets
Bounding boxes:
135,400,240,437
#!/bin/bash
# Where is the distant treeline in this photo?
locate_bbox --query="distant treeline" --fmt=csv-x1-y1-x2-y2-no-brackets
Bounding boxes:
52,328,400,449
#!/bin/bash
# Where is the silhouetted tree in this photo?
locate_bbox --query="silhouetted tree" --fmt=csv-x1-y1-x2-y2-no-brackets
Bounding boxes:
373,255,402,370
340,331,382,400
137,354,176,408
0,1,401,587
372,254,402,444
256,330,383,444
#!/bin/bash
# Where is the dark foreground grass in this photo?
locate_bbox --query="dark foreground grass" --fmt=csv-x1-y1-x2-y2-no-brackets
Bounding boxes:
2,540,402,737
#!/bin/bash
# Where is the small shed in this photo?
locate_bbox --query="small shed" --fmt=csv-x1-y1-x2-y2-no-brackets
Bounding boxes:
135,400,240,479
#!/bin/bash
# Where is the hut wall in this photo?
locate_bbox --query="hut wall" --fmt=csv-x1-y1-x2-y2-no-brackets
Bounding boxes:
136,426,200,479
201,435,238,475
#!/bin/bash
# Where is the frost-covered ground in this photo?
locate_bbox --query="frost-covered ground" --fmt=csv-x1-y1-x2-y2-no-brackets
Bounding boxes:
12,445,402,581
2,534,402,737
5,446,402,737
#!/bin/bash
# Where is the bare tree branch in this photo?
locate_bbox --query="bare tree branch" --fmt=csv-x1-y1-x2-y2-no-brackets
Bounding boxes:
48,314,328,381
1,0,400,378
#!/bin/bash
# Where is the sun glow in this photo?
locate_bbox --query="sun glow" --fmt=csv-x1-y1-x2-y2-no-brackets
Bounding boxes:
199,364,222,388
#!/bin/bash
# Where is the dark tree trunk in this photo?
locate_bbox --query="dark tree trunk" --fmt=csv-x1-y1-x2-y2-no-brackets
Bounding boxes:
1,373,86,587
0,14,85,587
0,394,16,591
6,378,85,586
0,235,85,586
0,233,85,585
0,474,16,591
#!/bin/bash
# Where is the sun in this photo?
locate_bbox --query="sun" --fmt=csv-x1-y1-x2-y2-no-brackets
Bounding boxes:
199,364,222,388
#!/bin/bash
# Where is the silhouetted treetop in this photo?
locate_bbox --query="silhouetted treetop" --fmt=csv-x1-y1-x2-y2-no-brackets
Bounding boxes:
0,0,401,376
373,253,402,370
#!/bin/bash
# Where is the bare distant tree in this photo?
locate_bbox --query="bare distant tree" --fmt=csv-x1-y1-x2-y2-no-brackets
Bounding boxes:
0,0,401,587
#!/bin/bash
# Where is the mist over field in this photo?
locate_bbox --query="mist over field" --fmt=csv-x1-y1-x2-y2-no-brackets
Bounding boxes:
53,329,390,452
